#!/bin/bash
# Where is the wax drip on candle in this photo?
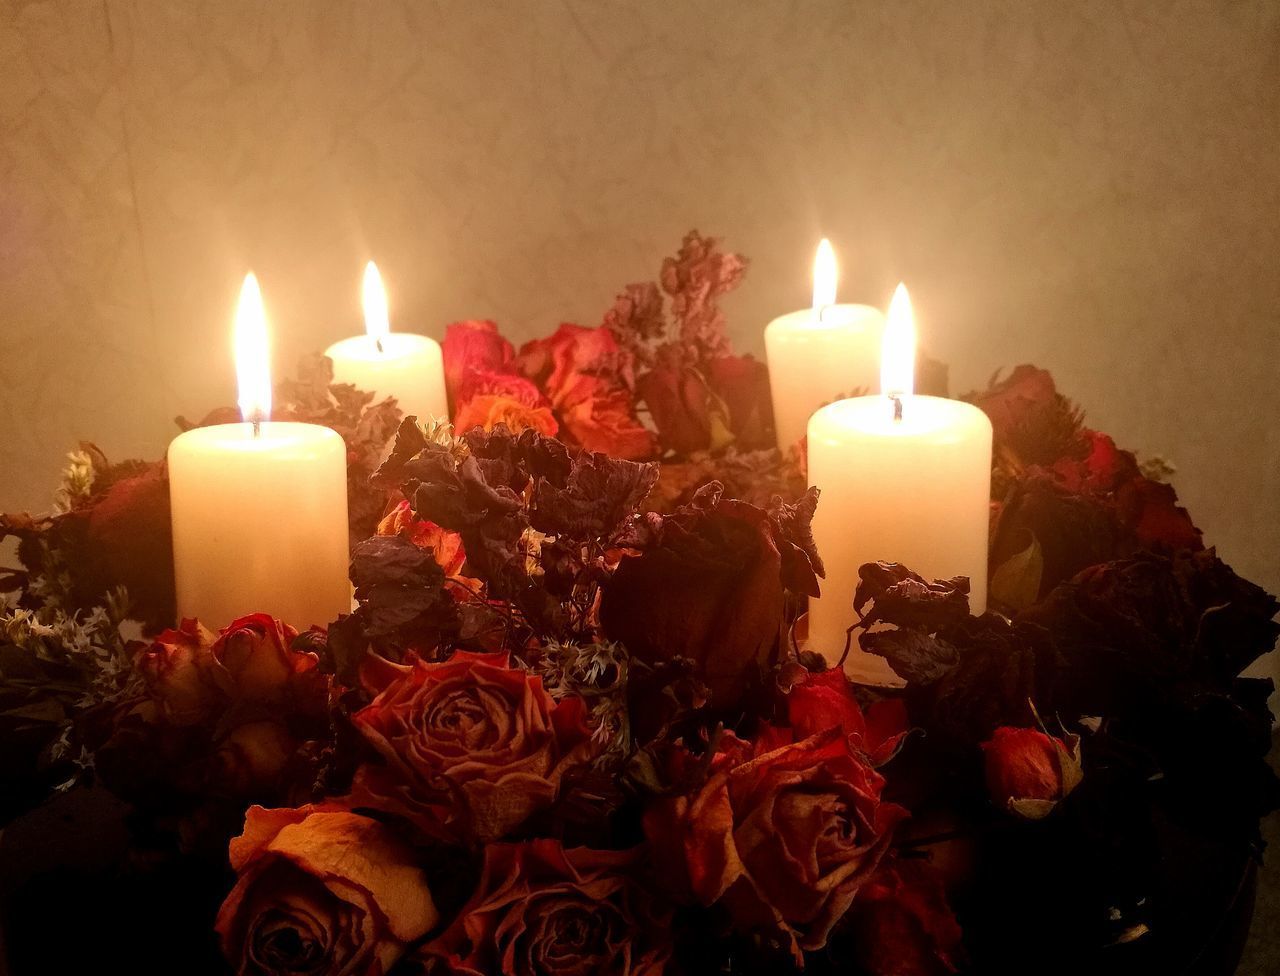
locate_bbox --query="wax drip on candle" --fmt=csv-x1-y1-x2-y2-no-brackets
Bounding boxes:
812,238,837,324
881,282,916,421
234,272,272,437
363,261,390,355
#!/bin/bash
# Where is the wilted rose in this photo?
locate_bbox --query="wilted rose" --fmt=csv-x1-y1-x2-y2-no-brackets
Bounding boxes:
377,500,466,577
413,840,670,976
454,393,559,438
601,483,819,709
846,859,965,976
980,725,1083,819
785,667,909,766
644,729,905,954
442,320,515,408
635,356,717,456
135,617,220,725
65,462,176,631
212,720,299,798
208,613,325,712
518,323,654,460
216,805,438,976
350,651,593,842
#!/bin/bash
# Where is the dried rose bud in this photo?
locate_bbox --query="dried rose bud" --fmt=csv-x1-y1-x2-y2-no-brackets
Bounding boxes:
980,726,1083,820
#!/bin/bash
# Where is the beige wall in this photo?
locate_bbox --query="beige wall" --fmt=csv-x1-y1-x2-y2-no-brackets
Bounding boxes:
2,0,1278,611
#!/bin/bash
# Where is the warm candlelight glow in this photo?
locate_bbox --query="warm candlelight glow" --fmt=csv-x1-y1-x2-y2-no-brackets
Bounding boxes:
812,238,837,311
234,272,272,424
362,261,390,342
880,282,916,399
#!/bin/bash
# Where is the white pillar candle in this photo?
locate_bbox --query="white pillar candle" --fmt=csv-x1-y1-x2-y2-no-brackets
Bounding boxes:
324,262,448,423
168,274,352,630
765,240,885,450
806,284,992,686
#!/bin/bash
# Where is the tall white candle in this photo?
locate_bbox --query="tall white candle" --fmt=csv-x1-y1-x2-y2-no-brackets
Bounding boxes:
324,262,448,422
806,284,992,685
765,240,885,450
168,274,352,630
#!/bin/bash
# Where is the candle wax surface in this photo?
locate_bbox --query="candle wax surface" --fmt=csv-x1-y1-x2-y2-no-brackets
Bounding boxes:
168,421,352,631
806,395,993,685
764,303,885,451
324,332,447,424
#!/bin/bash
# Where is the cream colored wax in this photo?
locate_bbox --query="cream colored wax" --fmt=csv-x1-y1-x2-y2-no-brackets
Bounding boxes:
764,240,884,451
805,283,992,685
325,332,447,422
324,262,448,423
168,421,352,630
168,272,353,631
765,303,884,450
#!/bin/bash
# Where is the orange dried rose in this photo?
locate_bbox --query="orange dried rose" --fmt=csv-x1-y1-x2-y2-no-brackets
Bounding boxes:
216,805,438,976
453,392,558,437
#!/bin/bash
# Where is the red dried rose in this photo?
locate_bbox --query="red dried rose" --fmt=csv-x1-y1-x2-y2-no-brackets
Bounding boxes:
644,728,906,955
60,461,176,632
635,355,718,456
377,500,467,578
847,859,965,976
413,840,670,976
208,613,325,711
135,618,220,725
706,353,775,449
454,393,559,438
967,365,1060,444
980,725,1083,819
601,484,820,710
216,804,438,976
785,667,909,766
349,651,594,842
442,320,515,408
518,324,654,459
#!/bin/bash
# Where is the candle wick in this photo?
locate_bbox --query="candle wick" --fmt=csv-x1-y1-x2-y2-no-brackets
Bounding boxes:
375,337,384,354
252,416,262,438
816,304,827,324
890,394,904,422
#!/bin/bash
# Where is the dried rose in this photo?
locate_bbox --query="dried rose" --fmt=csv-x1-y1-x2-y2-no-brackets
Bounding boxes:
413,840,670,976
61,461,176,631
635,355,719,456
846,859,965,976
442,320,515,408
980,725,1083,819
212,719,299,798
454,393,559,438
377,500,467,578
785,667,909,766
350,651,593,842
518,324,654,460
556,383,655,460
644,728,905,954
135,617,220,725
706,353,775,450
208,613,326,713
601,484,814,710
216,805,438,976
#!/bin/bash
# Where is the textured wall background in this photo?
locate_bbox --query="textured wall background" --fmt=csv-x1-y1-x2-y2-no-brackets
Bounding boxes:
1,2,1277,591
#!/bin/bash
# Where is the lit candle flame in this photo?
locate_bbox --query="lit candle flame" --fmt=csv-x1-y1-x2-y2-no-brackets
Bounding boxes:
812,238,837,311
234,272,272,425
880,282,916,400
362,261,390,343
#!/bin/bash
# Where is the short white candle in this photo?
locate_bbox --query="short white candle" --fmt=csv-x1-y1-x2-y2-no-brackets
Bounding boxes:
324,262,448,423
806,284,992,685
168,274,352,630
765,240,885,450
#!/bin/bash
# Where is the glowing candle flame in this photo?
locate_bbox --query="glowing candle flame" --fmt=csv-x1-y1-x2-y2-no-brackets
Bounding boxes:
362,261,390,343
812,238,837,311
234,272,272,425
880,282,916,400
